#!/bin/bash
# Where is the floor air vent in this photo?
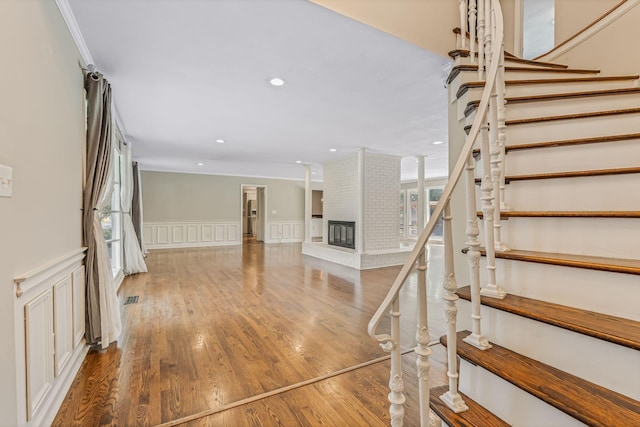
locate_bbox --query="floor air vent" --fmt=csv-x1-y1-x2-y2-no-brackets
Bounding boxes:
124,296,139,305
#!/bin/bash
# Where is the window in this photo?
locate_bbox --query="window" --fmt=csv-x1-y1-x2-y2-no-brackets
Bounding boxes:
427,187,444,240
401,186,444,241
100,148,122,276
399,190,405,237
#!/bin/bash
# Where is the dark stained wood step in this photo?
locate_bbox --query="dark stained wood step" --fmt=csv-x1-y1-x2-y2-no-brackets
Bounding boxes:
476,211,640,219
472,133,640,159
429,385,510,427
506,132,640,152
471,248,640,276
448,49,567,69
472,167,640,183
456,75,639,99
504,166,640,183
448,64,600,84
441,331,640,426
456,286,640,351
464,87,640,117
506,107,640,126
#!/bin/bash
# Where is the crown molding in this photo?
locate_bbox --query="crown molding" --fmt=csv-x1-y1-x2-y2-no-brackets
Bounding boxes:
54,0,94,67
54,0,129,141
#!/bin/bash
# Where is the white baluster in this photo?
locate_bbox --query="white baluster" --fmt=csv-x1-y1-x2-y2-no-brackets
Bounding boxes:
416,246,431,427
459,0,468,49
463,154,491,350
415,156,431,427
477,0,485,79
439,202,468,413
492,39,510,252
479,92,506,300
497,46,511,213
469,0,477,63
386,296,405,427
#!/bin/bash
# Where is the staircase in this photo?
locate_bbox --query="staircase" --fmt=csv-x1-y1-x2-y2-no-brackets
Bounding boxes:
440,46,640,425
369,1,640,426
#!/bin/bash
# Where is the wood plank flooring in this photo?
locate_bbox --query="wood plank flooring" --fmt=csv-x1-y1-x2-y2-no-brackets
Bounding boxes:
53,241,449,426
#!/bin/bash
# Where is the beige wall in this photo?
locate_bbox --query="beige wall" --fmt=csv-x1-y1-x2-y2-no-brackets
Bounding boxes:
0,0,85,422
555,0,620,44
310,0,458,58
312,190,323,216
141,171,307,223
550,2,640,73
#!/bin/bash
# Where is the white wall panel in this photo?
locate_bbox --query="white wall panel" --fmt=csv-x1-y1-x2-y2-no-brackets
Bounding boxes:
187,225,198,243
156,226,169,244
71,266,85,347
227,224,238,241
172,226,185,243
53,277,73,377
144,222,242,249
24,290,54,421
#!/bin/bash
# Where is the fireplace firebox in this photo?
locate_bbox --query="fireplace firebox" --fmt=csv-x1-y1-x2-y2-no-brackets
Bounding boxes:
328,220,356,249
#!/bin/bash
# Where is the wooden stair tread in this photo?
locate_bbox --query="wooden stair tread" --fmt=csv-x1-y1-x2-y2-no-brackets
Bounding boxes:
429,385,510,427
506,107,640,126
476,210,640,218
474,248,640,275
504,166,640,182
506,133,640,152
472,167,640,183
448,64,600,84
464,87,640,117
472,133,640,158
456,75,639,99
457,286,640,351
448,48,567,69
441,331,640,426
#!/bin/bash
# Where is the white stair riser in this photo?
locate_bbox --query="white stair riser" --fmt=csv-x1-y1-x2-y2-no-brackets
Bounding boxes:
464,93,640,123
478,217,640,259
458,359,584,427
451,70,602,103
459,78,639,104
477,258,640,321
454,56,570,70
503,139,640,175
463,302,640,400
497,174,640,210
505,112,640,144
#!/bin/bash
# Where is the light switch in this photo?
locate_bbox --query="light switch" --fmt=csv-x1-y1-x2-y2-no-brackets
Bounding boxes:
0,164,13,197
271,210,277,215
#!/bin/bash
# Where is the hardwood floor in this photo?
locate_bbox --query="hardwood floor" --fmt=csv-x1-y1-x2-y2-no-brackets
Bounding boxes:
53,242,448,426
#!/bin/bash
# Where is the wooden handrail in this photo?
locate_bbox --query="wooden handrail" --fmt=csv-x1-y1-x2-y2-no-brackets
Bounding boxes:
368,0,505,344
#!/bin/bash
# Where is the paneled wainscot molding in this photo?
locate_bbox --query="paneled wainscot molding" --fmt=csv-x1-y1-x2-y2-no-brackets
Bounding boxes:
13,248,89,426
144,222,241,249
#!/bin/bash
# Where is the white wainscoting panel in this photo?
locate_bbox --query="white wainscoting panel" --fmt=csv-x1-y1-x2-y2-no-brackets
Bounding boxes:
25,289,54,421
144,222,242,249
53,277,73,377
71,266,85,347
265,221,305,243
13,249,88,426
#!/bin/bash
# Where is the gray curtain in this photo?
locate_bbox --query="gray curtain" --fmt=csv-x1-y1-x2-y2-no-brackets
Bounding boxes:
84,71,122,348
132,161,144,252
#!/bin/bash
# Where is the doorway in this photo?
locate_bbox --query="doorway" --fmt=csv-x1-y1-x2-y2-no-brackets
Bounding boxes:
241,185,266,244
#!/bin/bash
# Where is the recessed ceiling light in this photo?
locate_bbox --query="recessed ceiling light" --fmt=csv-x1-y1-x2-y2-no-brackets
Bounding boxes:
329,148,337,152
312,172,316,175
296,160,302,164
432,141,444,145
197,162,204,166
216,139,225,144
269,78,285,86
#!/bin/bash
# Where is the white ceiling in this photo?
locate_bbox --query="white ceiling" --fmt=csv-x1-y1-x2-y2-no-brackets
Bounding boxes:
66,0,452,181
